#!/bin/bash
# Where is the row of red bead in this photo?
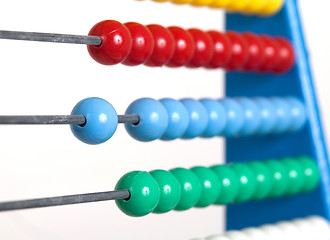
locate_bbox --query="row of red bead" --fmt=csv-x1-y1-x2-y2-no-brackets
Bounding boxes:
87,20,295,73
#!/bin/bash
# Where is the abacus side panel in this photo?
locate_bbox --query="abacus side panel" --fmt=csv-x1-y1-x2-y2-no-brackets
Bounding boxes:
225,0,330,230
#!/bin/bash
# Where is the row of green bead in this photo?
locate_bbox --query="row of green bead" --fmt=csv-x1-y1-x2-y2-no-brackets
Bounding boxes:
115,156,319,217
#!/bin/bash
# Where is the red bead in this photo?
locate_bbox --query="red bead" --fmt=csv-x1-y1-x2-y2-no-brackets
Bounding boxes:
144,24,175,67
257,35,281,72
273,38,295,73
87,20,132,65
206,31,232,69
122,22,155,66
166,27,195,67
225,31,249,71
186,29,214,68
241,33,266,71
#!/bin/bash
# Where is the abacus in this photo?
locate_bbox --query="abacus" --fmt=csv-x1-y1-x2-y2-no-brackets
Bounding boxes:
0,0,329,239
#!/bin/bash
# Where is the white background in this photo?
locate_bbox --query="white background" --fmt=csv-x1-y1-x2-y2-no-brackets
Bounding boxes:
0,0,328,239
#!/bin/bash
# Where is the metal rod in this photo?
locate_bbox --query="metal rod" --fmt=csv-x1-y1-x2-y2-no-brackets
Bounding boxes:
0,30,102,45
0,114,140,125
0,190,130,212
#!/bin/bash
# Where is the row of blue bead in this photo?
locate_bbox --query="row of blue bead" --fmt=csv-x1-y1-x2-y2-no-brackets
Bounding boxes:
70,96,306,144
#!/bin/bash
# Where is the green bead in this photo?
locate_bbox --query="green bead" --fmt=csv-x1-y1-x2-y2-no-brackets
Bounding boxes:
115,171,160,217
149,170,181,213
210,165,240,205
229,163,257,203
247,161,273,200
281,158,305,195
190,166,221,208
170,168,202,211
298,156,320,192
264,159,289,198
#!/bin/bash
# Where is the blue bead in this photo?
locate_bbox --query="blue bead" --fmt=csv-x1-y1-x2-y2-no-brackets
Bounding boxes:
254,98,277,135
70,97,118,145
125,98,168,142
286,97,307,131
199,98,227,138
236,98,261,136
159,98,189,141
180,98,208,139
219,98,244,137
271,97,291,133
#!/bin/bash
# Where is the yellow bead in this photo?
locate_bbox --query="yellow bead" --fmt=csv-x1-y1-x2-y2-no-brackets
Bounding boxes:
209,0,232,8
227,0,251,12
191,0,214,6
171,0,194,4
259,0,284,16
245,0,268,13
152,0,169,2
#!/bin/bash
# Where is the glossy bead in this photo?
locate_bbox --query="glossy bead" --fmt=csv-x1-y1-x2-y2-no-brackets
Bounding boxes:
281,158,304,195
260,224,286,240
149,170,181,213
298,156,320,192
206,31,232,68
270,97,291,133
172,0,194,4
276,221,300,240
219,98,244,137
241,33,265,71
71,97,118,145
243,227,268,240
258,36,280,72
87,20,132,65
227,0,251,12
125,98,168,142
167,27,195,67
115,171,160,217
122,22,154,66
187,29,214,67
236,98,261,136
273,38,295,73
211,165,240,205
292,219,315,240
180,98,208,139
260,0,284,16
159,98,189,140
206,235,231,240
244,0,268,14
145,24,175,67
286,97,306,132
307,216,330,240
225,231,252,240
225,31,249,71
199,98,227,138
264,159,289,198
209,0,231,8
230,163,257,203
191,0,214,6
170,168,202,211
191,166,221,207
254,98,277,135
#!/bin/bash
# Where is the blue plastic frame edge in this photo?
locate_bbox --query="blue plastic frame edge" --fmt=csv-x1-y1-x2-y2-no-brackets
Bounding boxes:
225,0,330,230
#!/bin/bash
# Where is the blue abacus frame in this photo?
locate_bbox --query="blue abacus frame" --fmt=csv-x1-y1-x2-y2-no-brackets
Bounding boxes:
226,0,330,230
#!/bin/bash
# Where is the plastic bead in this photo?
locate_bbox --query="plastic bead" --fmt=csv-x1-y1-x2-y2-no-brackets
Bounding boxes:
241,33,265,71
292,219,315,240
159,98,189,140
281,158,304,195
298,156,320,192
170,168,202,211
273,38,295,73
71,97,118,145
270,97,291,133
87,20,132,65
244,0,268,14
225,231,252,240
227,0,251,12
247,161,273,200
219,98,244,137
180,98,208,139
122,22,154,66
200,98,227,138
258,36,280,72
206,235,231,240
264,159,289,198
254,98,277,135
243,227,268,240
187,29,214,67
276,221,300,240
211,165,240,205
145,24,175,67
125,98,168,142
149,170,181,213
230,163,257,203
191,166,221,208
190,0,214,6
225,32,249,70
166,27,195,67
236,98,261,136
260,0,284,16
115,171,160,217
260,224,286,240
285,97,307,131
307,216,330,240
206,31,232,68
209,0,231,8
172,0,194,4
